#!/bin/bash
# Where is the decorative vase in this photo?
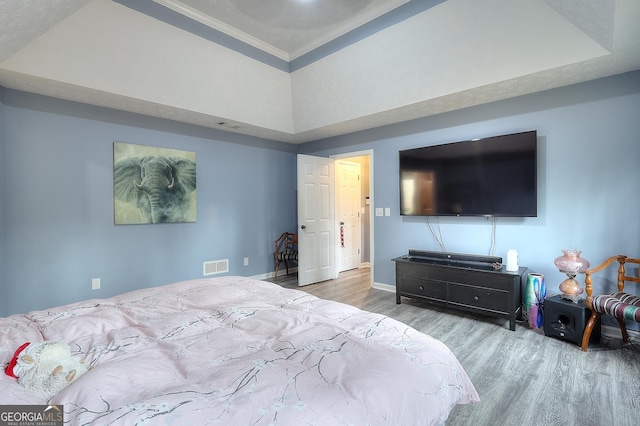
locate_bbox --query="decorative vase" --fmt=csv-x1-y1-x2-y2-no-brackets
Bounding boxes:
554,249,590,273
524,273,546,329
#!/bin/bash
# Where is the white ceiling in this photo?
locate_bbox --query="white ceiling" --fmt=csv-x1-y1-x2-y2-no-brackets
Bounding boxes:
0,0,638,144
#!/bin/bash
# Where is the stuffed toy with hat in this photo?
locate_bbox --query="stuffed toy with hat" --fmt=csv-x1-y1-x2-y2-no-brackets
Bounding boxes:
4,341,89,401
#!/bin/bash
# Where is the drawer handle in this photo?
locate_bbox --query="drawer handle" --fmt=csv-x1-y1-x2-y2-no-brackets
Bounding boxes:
474,296,479,301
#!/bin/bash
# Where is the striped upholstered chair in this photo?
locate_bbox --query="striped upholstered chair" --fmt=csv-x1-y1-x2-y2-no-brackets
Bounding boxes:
582,255,640,351
274,232,298,281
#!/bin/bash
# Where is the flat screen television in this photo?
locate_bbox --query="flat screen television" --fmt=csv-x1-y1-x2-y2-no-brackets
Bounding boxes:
399,130,537,217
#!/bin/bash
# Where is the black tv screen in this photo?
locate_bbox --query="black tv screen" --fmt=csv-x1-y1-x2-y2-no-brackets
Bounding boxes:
399,130,537,217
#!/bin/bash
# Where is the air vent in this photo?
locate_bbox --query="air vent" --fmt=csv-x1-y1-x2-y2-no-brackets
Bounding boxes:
203,259,229,276
217,121,242,130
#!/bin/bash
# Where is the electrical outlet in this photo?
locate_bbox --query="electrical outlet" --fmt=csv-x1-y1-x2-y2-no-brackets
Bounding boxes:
375,208,383,216
91,278,101,290
244,257,249,266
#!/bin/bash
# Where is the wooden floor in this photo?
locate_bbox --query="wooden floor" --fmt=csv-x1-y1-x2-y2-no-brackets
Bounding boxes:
269,267,640,426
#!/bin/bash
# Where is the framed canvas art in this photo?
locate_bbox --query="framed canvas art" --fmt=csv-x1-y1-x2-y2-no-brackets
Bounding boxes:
113,142,197,224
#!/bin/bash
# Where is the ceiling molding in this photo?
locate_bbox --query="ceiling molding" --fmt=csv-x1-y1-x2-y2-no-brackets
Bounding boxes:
112,0,290,71
115,0,444,72
155,0,293,61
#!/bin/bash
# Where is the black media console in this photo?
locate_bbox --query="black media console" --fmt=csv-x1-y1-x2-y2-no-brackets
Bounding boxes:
393,249,528,330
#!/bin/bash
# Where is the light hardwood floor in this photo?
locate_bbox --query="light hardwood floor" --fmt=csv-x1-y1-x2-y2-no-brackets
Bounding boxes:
269,267,640,426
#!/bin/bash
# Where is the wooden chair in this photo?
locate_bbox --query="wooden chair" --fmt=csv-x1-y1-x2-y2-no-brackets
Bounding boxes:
274,232,298,281
582,255,640,351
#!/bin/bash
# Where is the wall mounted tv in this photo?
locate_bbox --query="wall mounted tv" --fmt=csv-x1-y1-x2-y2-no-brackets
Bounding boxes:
399,130,537,217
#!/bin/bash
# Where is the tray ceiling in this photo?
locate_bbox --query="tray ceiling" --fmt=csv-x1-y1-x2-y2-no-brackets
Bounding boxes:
0,0,638,144
156,0,409,61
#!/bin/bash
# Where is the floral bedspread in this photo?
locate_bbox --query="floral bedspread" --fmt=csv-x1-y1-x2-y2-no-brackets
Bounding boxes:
1,276,479,425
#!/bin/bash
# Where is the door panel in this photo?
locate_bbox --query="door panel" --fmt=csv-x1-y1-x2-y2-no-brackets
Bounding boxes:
297,154,336,286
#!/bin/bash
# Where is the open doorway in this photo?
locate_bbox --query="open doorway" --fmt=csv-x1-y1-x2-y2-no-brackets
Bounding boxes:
331,150,373,288
291,151,373,289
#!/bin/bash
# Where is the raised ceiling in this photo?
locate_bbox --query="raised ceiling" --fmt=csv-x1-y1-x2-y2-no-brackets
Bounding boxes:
156,0,410,61
0,0,638,144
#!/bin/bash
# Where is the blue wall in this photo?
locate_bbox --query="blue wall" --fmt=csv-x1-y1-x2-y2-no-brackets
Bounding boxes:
1,90,297,316
301,71,640,325
2,72,640,325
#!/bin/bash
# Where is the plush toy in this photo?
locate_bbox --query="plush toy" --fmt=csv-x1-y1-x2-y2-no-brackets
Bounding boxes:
4,341,89,401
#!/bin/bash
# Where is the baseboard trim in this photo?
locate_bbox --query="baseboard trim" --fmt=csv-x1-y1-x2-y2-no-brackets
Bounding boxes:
373,282,395,293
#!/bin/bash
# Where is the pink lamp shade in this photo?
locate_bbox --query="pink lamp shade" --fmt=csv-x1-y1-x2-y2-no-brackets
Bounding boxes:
554,249,590,273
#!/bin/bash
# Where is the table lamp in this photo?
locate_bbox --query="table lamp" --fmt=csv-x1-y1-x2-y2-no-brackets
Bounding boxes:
554,249,590,303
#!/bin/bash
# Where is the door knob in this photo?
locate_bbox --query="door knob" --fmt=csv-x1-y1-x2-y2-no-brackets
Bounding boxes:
301,225,307,230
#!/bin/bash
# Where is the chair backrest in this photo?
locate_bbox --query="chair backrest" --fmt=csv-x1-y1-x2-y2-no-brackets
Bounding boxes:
585,255,640,304
618,256,640,289
275,232,297,254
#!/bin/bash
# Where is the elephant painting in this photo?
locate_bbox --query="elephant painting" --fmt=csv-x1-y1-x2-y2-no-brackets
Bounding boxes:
113,143,196,224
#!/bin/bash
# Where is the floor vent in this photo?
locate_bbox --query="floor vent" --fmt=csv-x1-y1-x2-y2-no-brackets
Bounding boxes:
203,259,229,276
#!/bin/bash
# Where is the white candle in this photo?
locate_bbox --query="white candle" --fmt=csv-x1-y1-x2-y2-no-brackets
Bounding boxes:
506,249,519,271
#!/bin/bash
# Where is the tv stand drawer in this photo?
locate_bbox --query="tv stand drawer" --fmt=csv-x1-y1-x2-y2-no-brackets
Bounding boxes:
399,277,447,300
449,284,509,313
393,255,527,331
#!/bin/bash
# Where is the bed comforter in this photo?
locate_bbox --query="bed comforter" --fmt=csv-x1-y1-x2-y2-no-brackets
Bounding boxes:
1,276,478,425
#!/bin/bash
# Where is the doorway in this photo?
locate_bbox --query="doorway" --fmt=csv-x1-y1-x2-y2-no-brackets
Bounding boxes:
294,151,373,288
331,150,373,288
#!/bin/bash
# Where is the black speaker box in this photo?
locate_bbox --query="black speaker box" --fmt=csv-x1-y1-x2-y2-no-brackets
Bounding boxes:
544,295,600,346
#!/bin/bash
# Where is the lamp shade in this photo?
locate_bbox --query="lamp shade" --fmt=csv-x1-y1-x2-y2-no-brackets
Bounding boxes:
554,249,590,273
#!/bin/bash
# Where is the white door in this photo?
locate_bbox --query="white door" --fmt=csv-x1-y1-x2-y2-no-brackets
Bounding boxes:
297,154,337,286
337,160,361,272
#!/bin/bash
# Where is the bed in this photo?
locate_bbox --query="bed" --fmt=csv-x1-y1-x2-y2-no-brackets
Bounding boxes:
1,276,479,425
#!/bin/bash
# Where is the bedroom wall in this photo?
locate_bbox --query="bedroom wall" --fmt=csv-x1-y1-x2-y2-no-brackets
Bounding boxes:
300,71,640,332
2,72,639,324
0,89,298,317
